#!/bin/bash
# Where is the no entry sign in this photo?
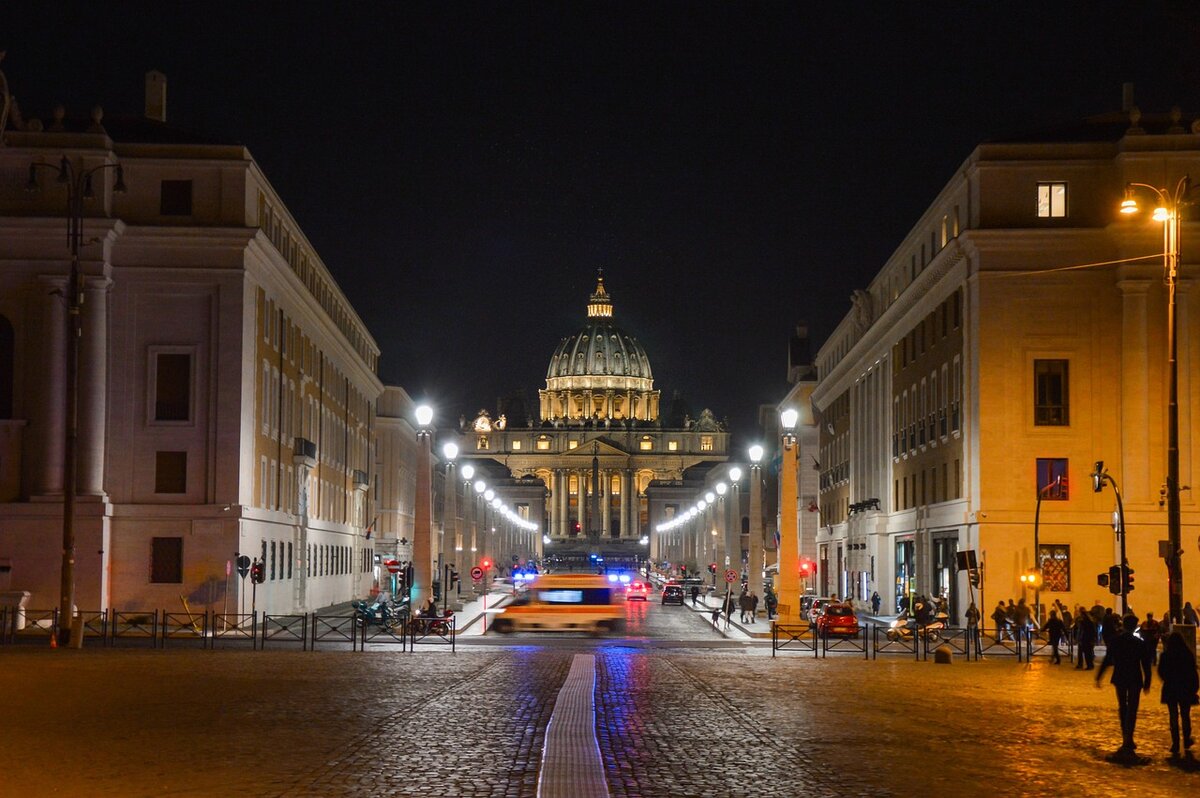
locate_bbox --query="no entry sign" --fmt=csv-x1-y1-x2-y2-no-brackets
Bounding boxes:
385,559,402,574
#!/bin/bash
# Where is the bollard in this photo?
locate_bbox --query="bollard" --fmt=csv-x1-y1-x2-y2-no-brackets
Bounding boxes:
933,644,953,664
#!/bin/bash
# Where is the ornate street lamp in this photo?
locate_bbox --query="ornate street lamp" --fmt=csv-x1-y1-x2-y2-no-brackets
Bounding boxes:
27,155,126,647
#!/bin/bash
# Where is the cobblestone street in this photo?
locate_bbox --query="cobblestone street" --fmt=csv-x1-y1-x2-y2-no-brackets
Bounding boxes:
1,644,1196,797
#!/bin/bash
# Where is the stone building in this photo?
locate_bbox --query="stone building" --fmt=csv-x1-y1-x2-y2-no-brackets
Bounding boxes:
0,72,381,614
458,275,730,569
810,101,1200,621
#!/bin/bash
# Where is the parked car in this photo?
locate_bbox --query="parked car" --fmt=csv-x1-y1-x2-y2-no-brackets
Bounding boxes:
816,603,860,636
661,584,686,605
625,580,650,601
801,595,836,622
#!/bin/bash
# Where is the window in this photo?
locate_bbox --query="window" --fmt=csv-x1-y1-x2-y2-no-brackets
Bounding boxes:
1036,182,1067,218
154,352,191,421
667,440,679,452
568,440,579,450
287,542,293,579
150,537,183,583
700,436,714,452
1034,359,1069,426
536,436,551,451
1038,544,1071,591
154,451,187,494
476,435,489,450
1036,458,1070,501
160,179,193,216
511,440,522,450
639,436,653,451
270,541,277,580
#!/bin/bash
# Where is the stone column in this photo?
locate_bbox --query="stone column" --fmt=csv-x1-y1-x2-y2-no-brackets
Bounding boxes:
558,471,569,537
548,469,559,539
78,276,110,497
35,275,68,494
619,470,630,538
601,470,611,538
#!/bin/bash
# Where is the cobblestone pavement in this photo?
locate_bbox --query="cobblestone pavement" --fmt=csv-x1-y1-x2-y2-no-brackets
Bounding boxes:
1,644,1197,797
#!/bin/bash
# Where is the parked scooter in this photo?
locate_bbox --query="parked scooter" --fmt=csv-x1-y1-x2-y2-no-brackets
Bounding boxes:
886,609,946,643
352,596,408,630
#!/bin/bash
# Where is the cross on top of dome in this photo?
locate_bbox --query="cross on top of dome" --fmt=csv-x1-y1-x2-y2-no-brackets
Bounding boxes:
587,268,612,318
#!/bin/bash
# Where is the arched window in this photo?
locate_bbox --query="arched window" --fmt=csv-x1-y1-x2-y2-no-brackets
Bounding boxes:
0,315,13,419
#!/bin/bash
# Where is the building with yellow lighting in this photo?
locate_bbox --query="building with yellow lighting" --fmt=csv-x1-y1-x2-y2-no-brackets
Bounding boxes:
811,101,1200,622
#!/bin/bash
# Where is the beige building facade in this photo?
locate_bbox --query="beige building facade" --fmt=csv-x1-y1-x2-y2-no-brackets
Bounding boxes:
811,106,1200,621
0,73,381,614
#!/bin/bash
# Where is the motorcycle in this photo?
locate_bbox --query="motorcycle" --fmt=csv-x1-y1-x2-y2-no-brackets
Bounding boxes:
410,609,454,637
352,596,408,630
886,609,946,643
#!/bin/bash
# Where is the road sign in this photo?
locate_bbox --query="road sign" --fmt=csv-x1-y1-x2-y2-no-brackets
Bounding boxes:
724,569,737,583
470,566,484,582
385,559,402,574
236,555,251,579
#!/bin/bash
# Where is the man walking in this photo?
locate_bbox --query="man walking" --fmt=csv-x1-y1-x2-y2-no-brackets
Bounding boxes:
1044,609,1066,664
1095,614,1153,754
750,591,759,624
690,584,700,606
1074,608,1096,670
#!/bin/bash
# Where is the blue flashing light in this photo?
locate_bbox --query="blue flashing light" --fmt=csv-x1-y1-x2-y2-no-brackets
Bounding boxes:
607,573,619,583
619,573,631,584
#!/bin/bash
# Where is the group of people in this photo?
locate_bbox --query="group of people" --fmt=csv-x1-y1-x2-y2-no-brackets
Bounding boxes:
709,587,763,628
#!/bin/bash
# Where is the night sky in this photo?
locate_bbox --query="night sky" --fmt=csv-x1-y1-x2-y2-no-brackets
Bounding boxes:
6,3,1200,442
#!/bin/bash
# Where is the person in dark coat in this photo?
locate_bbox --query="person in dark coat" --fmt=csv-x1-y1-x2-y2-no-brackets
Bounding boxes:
765,590,778,620
1101,608,1119,650
870,591,881,615
738,590,753,623
1095,614,1153,753
1044,609,1066,664
1074,609,1096,670
1157,631,1199,755
749,591,760,624
690,584,700,606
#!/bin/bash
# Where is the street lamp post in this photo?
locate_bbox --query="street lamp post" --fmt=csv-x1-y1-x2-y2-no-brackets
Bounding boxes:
458,464,475,596
778,408,801,623
27,156,126,647
440,442,458,610
728,467,743,582
1120,179,1188,624
747,446,765,599
412,404,434,608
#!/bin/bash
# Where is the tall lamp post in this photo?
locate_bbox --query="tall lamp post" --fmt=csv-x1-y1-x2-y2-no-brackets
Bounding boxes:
457,464,475,596
778,408,801,623
412,404,434,607
728,467,743,581
27,156,126,647
1120,179,1188,625
747,447,765,598
440,442,458,609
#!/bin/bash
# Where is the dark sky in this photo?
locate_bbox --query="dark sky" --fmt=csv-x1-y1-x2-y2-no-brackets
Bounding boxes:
6,3,1200,442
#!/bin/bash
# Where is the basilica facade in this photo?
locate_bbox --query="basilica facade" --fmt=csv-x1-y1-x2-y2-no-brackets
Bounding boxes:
458,276,728,560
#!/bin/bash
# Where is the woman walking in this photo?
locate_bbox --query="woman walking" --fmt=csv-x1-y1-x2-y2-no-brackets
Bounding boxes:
1157,631,1199,755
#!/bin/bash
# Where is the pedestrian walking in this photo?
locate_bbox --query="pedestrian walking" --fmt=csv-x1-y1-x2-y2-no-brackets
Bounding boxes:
711,605,721,627
992,600,1011,643
765,590,778,621
750,591,759,624
1140,611,1162,665
723,591,736,630
1074,609,1096,670
1157,631,1199,755
1184,601,1200,627
738,590,752,623
1044,609,1066,664
1101,608,1119,651
965,601,981,654
870,591,881,615
1095,614,1153,754
690,584,700,606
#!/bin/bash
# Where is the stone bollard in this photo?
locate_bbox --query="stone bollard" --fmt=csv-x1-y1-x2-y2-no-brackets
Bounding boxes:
933,644,953,664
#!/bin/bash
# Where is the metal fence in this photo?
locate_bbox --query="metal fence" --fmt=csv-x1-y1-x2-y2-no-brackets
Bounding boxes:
312,614,358,651
872,624,920,659
262,614,308,649
821,626,869,659
161,611,208,647
111,611,159,647
409,614,456,652
771,621,818,657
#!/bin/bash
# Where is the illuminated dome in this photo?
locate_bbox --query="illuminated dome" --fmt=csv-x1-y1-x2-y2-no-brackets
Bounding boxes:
539,274,660,422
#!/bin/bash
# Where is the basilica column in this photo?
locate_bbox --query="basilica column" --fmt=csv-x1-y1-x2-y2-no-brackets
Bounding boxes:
600,470,611,538
78,276,111,497
619,469,631,539
559,471,569,537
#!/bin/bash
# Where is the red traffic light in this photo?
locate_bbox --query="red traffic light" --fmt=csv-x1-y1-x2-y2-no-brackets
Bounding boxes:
481,558,493,571
798,559,814,577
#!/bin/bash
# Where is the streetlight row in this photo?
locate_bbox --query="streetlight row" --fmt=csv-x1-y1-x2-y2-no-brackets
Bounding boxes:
654,462,749,533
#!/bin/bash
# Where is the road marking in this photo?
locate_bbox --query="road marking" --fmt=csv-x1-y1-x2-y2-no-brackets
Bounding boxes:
537,653,608,798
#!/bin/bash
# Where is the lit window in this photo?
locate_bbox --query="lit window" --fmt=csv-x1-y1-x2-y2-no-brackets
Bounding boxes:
1034,360,1069,426
568,440,579,450
639,436,653,451
511,440,522,450
700,436,714,452
667,440,679,452
1036,182,1067,218
537,436,551,450
1035,458,1069,501
476,435,489,450
1038,544,1071,591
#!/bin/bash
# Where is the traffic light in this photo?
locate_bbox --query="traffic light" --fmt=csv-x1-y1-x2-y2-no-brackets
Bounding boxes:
1121,563,1135,593
968,568,981,588
250,560,265,584
481,557,493,571
708,563,717,575
1097,571,1110,589
1107,565,1121,595
798,559,813,578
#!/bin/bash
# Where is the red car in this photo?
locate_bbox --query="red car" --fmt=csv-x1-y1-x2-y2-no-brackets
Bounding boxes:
625,581,650,601
816,603,860,636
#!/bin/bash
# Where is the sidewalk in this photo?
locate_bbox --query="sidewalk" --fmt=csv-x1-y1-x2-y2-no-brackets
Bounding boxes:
691,593,768,641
